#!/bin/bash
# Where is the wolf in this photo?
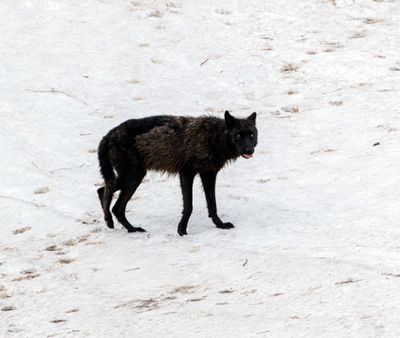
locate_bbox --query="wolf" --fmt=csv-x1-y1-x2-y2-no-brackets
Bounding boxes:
97,111,258,236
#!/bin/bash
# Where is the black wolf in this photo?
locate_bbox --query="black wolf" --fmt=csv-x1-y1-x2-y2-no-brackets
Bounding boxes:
97,111,258,236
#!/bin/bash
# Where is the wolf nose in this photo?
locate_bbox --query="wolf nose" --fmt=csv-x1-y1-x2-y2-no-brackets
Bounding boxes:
244,148,254,154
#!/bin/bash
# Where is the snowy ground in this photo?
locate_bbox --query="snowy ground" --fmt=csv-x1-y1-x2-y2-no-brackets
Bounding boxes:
2,0,400,336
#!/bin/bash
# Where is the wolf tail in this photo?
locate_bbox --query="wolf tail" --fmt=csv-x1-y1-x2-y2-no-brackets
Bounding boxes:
98,137,115,187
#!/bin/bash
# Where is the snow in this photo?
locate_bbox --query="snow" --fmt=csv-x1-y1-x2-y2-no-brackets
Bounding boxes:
1,0,400,336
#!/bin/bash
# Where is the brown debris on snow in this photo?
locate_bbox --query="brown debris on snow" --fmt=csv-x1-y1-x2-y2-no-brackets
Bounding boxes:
13,226,32,235
12,273,40,282
335,278,362,285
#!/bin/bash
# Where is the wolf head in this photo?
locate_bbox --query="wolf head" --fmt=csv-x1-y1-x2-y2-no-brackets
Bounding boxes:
225,111,258,159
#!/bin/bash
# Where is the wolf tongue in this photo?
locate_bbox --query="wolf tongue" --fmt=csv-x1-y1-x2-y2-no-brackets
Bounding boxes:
243,154,253,159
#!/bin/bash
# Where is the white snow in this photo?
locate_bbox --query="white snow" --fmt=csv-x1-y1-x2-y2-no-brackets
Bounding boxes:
1,0,400,336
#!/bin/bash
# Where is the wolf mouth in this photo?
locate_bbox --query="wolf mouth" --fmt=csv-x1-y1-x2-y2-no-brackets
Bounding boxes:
241,153,253,159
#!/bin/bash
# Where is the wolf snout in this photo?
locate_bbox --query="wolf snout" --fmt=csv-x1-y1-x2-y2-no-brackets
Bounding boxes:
241,148,254,159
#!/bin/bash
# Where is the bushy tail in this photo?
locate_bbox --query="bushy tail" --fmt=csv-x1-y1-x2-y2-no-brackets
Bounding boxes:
98,137,115,186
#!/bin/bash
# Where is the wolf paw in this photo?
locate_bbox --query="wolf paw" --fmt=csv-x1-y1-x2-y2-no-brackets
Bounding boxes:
106,219,114,229
217,222,235,229
177,227,188,236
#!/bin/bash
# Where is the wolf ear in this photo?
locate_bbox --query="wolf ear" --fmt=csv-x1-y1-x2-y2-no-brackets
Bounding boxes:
247,112,257,124
224,110,236,129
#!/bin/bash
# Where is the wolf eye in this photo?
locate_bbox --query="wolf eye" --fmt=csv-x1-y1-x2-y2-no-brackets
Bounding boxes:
249,133,254,138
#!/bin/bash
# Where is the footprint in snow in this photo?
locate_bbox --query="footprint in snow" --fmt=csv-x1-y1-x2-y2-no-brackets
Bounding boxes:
1,306,16,311
329,100,343,106
281,63,299,73
215,8,231,15
363,17,384,24
50,319,67,324
58,258,75,265
281,105,299,113
34,186,50,195
349,31,367,39
166,2,182,9
13,226,31,235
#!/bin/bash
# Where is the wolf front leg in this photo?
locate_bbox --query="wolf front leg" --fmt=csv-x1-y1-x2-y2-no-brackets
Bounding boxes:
200,171,234,230
177,170,196,236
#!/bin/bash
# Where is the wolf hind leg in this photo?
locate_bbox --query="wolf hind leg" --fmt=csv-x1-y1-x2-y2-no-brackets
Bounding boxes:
98,186,114,228
97,179,121,229
112,169,146,233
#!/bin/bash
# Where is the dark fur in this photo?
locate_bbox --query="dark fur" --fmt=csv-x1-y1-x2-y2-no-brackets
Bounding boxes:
97,111,258,235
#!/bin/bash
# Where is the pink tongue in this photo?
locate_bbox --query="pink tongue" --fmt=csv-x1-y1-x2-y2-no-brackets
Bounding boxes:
243,154,253,159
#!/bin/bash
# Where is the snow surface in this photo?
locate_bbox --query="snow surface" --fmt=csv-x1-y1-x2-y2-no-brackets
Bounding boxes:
2,0,400,336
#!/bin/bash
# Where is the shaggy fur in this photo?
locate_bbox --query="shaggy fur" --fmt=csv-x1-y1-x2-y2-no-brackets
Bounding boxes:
97,111,258,235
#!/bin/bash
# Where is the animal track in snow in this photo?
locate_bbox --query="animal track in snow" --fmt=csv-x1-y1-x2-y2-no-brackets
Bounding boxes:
310,148,336,156
1,305,16,311
166,2,182,8
282,105,299,113
113,285,201,313
363,17,384,25
322,41,344,53
13,226,31,235
349,31,367,39
215,8,231,15
34,186,50,194
58,258,75,265
12,271,40,282
281,63,299,73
